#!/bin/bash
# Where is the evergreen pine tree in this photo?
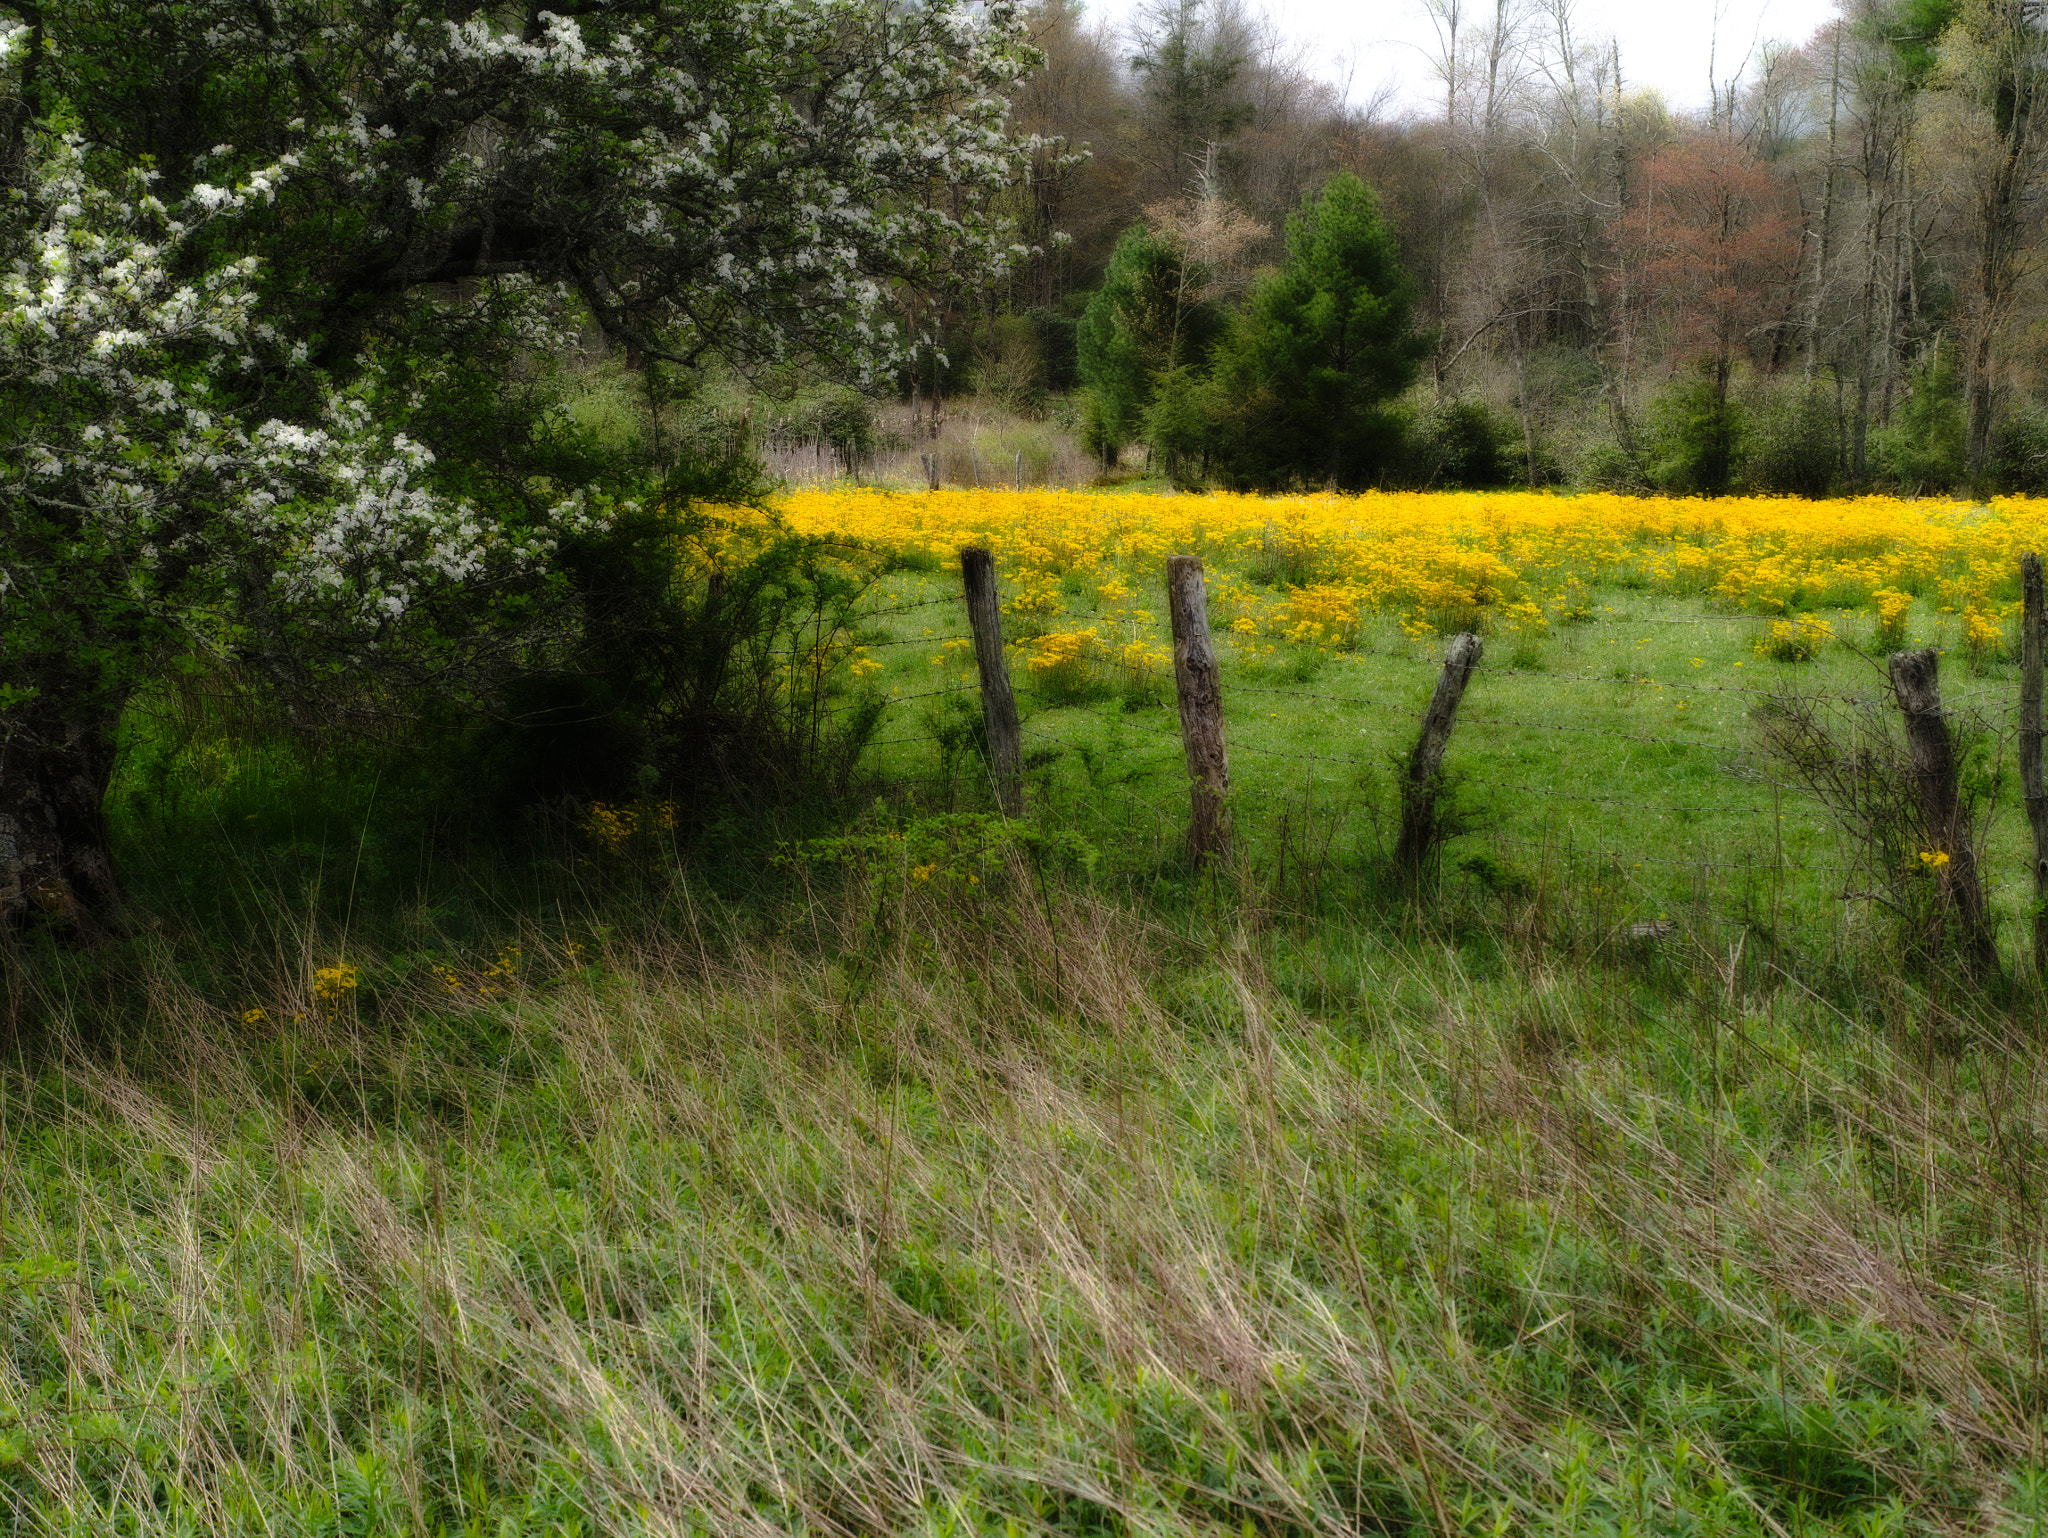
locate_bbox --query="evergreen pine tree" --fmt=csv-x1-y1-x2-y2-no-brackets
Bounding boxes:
1077,224,1224,467
1204,173,1431,490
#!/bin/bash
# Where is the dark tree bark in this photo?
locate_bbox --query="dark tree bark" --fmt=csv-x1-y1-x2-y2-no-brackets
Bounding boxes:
0,694,123,930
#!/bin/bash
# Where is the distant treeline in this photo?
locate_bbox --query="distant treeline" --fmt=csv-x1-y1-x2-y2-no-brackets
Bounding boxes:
931,0,2048,495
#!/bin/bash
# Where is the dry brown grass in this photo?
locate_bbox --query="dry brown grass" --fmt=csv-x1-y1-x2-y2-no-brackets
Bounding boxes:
763,401,1104,492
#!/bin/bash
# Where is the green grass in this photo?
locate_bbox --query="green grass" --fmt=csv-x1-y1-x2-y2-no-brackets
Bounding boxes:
4,861,2048,1535
850,570,2034,951
2,576,2045,1533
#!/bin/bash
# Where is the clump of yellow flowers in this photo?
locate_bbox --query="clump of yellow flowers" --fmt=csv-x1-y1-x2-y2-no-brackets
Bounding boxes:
313,963,358,1011
578,799,679,855
431,944,525,1001
1962,606,2007,662
1871,588,1914,648
242,962,356,1025
1755,615,1835,663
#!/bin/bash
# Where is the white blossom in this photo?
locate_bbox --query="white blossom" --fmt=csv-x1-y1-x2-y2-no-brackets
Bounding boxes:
0,137,581,653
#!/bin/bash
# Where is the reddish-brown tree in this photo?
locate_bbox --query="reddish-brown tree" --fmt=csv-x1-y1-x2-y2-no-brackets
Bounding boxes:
1616,131,1804,399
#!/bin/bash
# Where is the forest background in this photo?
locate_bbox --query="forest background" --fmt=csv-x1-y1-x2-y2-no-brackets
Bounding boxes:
846,0,2048,498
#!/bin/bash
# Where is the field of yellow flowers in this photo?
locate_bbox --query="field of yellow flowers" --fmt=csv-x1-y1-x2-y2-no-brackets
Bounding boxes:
781,486,2042,655
758,487,2041,925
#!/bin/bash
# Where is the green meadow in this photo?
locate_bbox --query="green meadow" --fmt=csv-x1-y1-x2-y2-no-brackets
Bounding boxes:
0,570,2040,1535
856,570,2036,944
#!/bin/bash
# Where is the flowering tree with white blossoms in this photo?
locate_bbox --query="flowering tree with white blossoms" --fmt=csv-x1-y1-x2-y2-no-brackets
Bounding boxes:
0,0,1047,925
0,139,573,920
17,0,1046,374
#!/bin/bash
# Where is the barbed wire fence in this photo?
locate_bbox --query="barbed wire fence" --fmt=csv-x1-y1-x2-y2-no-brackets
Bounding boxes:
812,545,2048,965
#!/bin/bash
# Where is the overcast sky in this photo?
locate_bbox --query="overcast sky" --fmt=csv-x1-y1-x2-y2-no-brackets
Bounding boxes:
1083,0,1845,117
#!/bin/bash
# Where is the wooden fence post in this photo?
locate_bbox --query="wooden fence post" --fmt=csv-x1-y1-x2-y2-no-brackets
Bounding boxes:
1166,555,1229,867
2023,552,2046,976
1889,646,1999,975
1395,633,1484,877
961,547,1023,814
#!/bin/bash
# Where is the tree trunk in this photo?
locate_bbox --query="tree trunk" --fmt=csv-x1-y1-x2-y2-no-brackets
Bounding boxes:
1804,22,1842,383
1878,166,1904,428
1851,177,1885,485
1965,11,2039,483
1968,323,1998,482
1514,335,1537,485
0,702,124,930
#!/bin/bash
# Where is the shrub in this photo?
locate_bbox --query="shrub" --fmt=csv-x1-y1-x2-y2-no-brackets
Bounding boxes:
802,386,880,474
1871,587,1913,649
969,313,1049,416
758,382,881,472
1872,342,1965,493
1746,384,1840,495
1991,396,2048,491
1759,686,2002,976
1755,614,1834,662
943,421,1063,488
1961,605,2010,671
1579,435,1654,492
1022,627,1112,704
1410,396,1526,488
482,498,886,817
1646,373,1747,494
1018,627,1170,706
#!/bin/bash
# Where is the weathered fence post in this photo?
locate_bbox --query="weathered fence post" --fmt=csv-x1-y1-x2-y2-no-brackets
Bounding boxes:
1395,633,1483,878
1890,646,1999,974
2023,552,2047,976
961,547,1023,814
920,451,940,491
1166,555,1229,867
